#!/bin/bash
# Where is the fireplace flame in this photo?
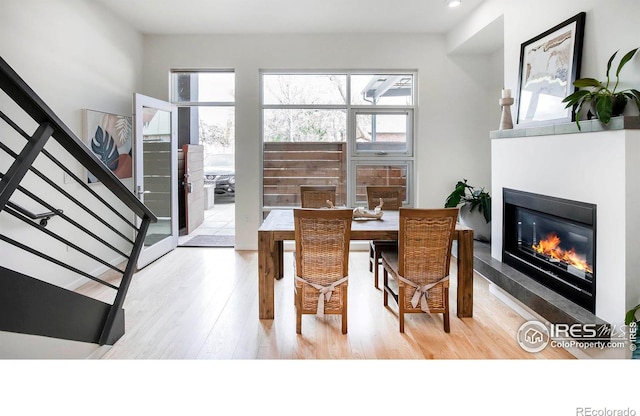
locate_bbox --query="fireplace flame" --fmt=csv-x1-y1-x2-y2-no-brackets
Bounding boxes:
532,232,593,274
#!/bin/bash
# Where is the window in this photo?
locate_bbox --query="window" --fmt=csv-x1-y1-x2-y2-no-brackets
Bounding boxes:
170,70,235,197
173,71,235,104
261,71,415,210
263,74,347,105
353,110,412,155
351,74,413,106
170,71,235,154
263,109,346,142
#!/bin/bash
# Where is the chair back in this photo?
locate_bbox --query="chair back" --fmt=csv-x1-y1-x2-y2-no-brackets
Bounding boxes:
366,186,402,210
300,185,336,208
397,208,459,284
294,208,352,285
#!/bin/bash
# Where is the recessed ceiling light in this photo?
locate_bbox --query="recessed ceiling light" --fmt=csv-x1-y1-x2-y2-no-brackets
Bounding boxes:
446,0,462,8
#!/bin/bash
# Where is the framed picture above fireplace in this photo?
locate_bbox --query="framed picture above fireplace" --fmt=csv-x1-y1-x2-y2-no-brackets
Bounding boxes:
515,12,585,126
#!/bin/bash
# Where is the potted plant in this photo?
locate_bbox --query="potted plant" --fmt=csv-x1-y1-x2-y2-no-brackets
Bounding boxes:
626,303,640,359
562,47,640,130
444,179,491,241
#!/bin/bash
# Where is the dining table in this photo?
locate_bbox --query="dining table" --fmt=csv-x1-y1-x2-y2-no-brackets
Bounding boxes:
257,209,475,320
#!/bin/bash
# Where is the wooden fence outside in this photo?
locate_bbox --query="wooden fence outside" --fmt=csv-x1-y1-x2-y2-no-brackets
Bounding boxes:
263,141,407,208
263,142,347,207
354,165,407,204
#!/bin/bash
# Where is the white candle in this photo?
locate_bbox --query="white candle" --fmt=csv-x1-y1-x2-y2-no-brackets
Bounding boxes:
502,89,511,98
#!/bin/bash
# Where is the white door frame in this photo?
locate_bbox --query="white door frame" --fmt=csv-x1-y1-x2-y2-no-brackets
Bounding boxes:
133,93,178,269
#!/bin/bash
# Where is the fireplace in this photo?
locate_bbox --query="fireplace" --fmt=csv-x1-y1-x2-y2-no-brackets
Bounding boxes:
502,189,596,313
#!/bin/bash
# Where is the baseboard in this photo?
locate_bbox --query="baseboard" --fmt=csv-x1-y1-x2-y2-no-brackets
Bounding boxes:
64,255,126,291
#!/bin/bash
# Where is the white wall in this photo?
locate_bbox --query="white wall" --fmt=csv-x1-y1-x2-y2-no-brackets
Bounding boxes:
0,0,144,288
625,134,640,316
141,33,498,249
453,0,640,120
499,0,640,116
476,0,640,326
492,130,640,327
1,0,144,125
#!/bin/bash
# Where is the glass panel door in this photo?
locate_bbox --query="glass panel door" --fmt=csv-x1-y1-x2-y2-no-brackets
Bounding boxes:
134,93,178,269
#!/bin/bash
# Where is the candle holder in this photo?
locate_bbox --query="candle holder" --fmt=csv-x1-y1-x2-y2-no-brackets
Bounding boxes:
499,96,514,130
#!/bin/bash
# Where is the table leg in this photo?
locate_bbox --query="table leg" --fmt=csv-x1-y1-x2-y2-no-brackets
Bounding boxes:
258,231,276,319
456,229,474,318
275,240,284,280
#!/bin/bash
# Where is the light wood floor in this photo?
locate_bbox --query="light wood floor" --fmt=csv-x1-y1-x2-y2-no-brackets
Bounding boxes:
77,248,574,359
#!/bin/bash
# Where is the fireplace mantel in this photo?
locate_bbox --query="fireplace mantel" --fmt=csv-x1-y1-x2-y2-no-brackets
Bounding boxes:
490,116,640,140
488,120,640,358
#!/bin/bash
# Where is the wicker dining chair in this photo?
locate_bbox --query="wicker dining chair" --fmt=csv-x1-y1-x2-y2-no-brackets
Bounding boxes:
300,185,336,208
381,207,459,333
366,186,402,289
294,208,353,334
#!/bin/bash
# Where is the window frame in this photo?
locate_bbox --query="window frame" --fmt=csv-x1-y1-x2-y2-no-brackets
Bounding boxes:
169,69,236,150
350,159,413,208
170,69,236,107
260,69,417,211
350,107,414,157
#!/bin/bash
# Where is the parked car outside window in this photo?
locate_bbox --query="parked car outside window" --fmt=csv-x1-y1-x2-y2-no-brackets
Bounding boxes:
204,153,235,199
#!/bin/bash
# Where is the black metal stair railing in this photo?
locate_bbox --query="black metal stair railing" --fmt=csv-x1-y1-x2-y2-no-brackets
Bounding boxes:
0,56,157,346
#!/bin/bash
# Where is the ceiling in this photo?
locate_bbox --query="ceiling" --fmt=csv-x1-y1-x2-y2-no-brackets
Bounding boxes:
94,0,485,35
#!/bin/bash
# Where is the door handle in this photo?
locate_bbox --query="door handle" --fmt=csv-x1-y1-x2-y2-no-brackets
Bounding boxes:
136,185,151,197
183,173,192,193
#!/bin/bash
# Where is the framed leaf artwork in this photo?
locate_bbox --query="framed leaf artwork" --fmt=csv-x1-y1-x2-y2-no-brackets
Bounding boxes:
83,109,133,184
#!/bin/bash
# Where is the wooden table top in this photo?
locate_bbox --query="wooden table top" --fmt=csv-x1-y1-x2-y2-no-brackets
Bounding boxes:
259,209,472,240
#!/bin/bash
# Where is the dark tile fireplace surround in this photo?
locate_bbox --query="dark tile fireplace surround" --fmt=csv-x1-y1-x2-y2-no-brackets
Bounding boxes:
471,242,606,328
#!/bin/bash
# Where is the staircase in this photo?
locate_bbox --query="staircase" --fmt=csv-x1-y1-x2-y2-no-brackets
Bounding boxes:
0,56,157,355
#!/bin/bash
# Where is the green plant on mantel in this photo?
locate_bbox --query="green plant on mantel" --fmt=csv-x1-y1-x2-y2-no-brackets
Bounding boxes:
444,179,491,223
562,47,640,130
626,303,640,326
